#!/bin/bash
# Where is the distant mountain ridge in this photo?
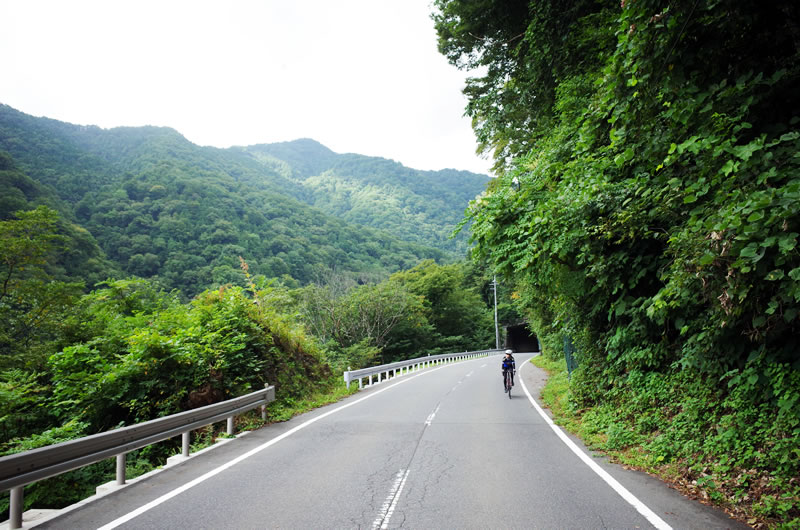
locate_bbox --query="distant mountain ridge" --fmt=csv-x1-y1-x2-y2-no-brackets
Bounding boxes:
0,104,488,294
237,139,489,253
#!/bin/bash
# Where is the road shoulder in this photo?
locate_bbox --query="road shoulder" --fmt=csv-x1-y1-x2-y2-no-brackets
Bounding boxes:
518,353,749,529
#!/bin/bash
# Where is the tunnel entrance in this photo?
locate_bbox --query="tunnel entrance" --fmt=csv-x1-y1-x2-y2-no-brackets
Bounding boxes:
504,323,539,353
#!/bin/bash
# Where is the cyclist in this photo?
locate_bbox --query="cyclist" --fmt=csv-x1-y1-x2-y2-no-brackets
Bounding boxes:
501,351,516,390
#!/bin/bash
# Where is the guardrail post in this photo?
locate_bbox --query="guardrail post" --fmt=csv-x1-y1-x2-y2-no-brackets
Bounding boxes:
359,377,363,389
182,432,191,457
9,486,22,529
116,453,126,485
227,416,235,436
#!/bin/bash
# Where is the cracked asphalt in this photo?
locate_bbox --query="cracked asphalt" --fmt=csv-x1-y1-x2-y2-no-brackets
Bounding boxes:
37,353,747,529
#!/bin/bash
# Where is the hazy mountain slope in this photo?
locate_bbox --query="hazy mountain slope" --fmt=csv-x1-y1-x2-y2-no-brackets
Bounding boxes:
235,138,339,179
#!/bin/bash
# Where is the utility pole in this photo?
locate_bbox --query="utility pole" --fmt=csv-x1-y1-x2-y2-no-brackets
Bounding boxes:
492,276,500,349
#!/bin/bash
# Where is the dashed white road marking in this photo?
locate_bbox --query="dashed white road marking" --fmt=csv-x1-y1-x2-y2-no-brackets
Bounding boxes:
466,370,474,377
97,362,451,530
425,404,441,426
372,469,410,529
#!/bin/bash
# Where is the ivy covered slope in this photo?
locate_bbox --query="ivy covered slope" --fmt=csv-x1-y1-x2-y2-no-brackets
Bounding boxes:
0,105,449,295
236,139,490,254
435,0,799,524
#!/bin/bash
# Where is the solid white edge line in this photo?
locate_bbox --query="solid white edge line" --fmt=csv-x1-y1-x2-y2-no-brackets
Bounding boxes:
98,356,490,530
519,355,673,530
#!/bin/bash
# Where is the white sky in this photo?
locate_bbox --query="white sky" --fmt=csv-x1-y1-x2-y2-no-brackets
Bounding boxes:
0,0,492,175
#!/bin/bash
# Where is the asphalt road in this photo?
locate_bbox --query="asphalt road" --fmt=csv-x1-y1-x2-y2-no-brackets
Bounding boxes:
37,353,746,529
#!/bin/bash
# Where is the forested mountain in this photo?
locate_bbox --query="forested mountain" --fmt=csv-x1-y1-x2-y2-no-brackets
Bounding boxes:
236,139,489,253
0,105,487,294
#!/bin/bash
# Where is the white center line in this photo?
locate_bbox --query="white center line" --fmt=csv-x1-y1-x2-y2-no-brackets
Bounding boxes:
372,469,410,529
466,370,474,377
425,404,441,426
97,364,448,530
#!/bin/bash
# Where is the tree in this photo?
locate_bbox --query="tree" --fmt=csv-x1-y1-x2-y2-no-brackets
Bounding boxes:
300,271,424,366
389,260,494,349
0,207,83,368
432,0,614,173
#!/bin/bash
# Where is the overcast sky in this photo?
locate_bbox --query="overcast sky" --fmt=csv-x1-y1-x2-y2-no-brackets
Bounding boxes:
1,0,492,175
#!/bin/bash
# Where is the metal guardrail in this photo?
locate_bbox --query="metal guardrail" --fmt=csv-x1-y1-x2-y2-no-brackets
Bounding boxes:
0,385,275,529
343,349,504,389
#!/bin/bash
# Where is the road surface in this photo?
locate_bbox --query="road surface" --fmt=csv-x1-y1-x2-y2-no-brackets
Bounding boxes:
35,353,745,529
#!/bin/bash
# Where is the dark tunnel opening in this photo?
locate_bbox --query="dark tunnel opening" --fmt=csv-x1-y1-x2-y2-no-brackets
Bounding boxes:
505,324,539,353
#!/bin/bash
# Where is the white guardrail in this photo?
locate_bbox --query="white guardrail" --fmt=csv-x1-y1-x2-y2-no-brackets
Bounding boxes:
0,385,275,529
343,349,504,389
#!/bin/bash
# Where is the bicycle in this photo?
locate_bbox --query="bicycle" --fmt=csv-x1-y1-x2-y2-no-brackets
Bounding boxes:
503,369,514,398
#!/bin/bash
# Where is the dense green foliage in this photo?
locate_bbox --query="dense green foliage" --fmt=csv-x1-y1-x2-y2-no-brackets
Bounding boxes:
436,0,800,523
0,205,113,370
386,260,496,357
1,270,336,514
0,152,116,284
300,260,496,370
0,106,489,296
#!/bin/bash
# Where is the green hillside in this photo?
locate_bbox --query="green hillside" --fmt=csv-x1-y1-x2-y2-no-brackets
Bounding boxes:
0,105,455,294
238,139,490,254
